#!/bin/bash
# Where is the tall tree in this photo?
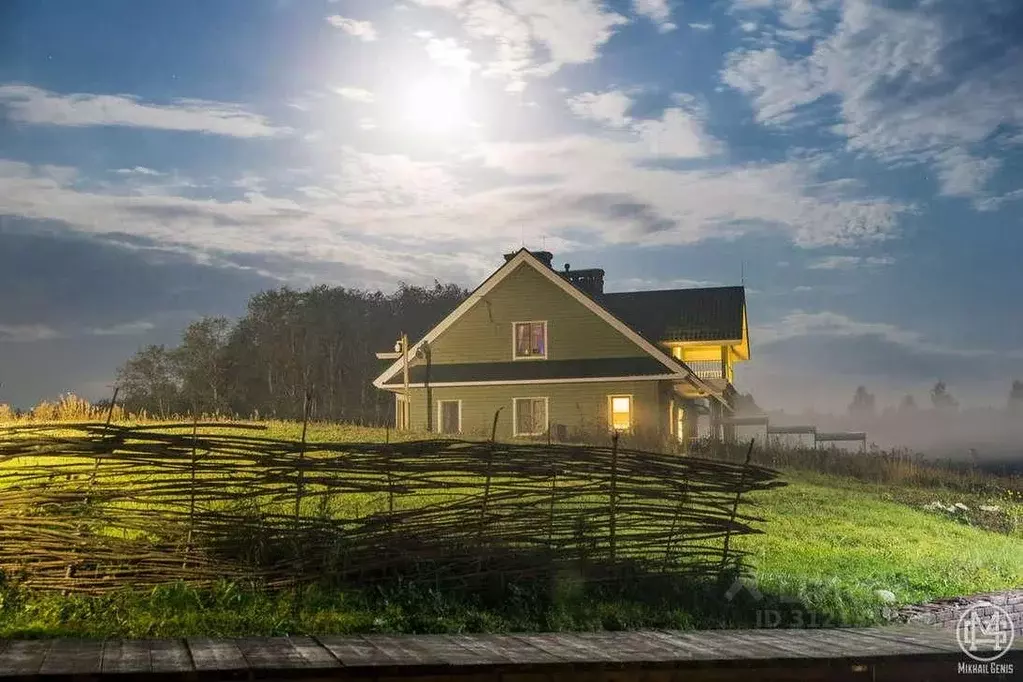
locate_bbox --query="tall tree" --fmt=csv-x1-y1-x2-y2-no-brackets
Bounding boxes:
848,386,876,418
898,394,918,413
930,380,958,411
172,317,231,413
116,345,181,418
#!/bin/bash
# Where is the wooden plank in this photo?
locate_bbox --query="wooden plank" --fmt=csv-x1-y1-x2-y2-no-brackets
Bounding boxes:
449,634,565,665
38,639,105,676
0,640,51,677
149,639,195,673
510,633,619,663
847,626,958,653
187,637,248,672
235,637,318,669
401,634,507,666
648,630,765,660
435,635,518,665
100,640,152,674
752,625,912,658
361,634,453,667
316,635,386,668
571,631,693,663
287,636,343,668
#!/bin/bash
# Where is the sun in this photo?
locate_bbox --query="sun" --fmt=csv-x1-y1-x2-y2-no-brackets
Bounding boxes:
400,75,471,136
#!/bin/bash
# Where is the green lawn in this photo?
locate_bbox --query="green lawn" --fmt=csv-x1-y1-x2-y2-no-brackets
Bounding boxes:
1,420,1021,637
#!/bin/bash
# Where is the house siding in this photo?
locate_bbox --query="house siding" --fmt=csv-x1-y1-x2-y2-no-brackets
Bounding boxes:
405,380,664,441
426,263,647,365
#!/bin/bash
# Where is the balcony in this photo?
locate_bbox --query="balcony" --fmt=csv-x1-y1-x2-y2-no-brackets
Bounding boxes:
686,360,727,380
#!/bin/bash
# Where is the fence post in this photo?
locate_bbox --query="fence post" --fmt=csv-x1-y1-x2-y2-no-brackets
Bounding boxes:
609,430,619,564
86,386,120,498
295,390,311,525
477,408,503,557
719,438,755,576
183,413,199,569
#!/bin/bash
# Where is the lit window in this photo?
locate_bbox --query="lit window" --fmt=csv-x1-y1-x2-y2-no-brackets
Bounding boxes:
438,400,461,434
609,395,632,432
514,397,548,436
513,321,546,359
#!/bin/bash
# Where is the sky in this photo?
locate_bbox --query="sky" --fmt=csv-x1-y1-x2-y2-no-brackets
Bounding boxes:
1,0,1022,413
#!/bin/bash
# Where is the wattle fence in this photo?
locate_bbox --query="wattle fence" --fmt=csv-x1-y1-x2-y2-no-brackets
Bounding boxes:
0,422,785,594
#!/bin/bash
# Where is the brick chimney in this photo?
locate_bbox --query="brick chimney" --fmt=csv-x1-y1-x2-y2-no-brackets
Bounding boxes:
561,266,605,297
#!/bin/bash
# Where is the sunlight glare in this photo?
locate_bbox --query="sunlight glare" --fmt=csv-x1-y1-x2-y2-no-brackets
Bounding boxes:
400,75,471,136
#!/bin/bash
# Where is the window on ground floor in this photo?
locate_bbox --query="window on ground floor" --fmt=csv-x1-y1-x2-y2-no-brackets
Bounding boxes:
513,397,548,436
609,395,633,432
438,400,461,434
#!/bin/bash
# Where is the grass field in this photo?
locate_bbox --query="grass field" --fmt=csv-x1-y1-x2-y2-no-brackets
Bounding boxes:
1,418,1021,638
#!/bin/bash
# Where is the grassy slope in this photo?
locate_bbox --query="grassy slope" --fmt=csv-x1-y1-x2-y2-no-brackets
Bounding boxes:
738,472,1023,621
1,420,1021,636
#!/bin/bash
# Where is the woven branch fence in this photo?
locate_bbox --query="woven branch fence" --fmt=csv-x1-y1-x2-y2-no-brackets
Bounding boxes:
0,422,785,595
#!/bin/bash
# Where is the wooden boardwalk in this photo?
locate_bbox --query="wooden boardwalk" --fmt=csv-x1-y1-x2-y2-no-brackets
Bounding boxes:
1,625,1018,681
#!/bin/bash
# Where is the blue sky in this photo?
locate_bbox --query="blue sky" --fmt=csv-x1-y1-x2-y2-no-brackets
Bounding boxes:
1,0,1022,412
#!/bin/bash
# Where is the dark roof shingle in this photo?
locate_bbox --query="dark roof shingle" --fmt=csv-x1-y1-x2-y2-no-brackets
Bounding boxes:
598,286,746,343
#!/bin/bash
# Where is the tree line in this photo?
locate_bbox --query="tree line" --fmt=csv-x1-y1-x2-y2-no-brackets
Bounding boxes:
848,380,1023,418
115,282,467,422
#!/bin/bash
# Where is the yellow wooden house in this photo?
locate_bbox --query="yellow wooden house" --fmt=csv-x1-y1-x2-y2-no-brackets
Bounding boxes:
373,249,749,446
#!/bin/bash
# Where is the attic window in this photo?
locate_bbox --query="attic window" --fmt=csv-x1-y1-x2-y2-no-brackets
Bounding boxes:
513,321,547,359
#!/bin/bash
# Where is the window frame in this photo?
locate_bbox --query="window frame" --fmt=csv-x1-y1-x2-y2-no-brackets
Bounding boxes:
395,393,409,430
436,399,462,435
608,394,634,433
511,320,548,360
512,396,549,437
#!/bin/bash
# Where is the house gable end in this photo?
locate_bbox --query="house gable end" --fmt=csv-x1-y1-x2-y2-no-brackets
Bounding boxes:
372,250,692,389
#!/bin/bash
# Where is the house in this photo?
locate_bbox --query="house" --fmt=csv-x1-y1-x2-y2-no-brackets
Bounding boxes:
372,249,750,447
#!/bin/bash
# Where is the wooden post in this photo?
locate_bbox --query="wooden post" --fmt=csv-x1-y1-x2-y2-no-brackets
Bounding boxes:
719,438,755,575
295,390,311,524
183,413,198,569
401,333,410,431
609,430,619,564
478,408,502,546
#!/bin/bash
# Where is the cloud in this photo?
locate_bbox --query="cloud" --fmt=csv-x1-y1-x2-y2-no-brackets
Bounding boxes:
114,167,163,176
326,15,377,41
408,0,628,91
755,310,1022,360
0,324,60,343
566,89,722,157
722,0,1023,204
334,86,375,103
419,35,478,79
0,84,291,138
633,0,677,32
807,255,894,270
689,22,713,30
933,150,1000,203
566,90,633,127
88,321,156,337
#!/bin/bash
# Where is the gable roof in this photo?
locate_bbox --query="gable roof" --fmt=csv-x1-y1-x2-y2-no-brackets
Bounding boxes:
598,286,746,344
372,248,704,391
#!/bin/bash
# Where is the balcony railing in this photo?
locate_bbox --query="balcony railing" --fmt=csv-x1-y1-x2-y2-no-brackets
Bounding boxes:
686,360,727,381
